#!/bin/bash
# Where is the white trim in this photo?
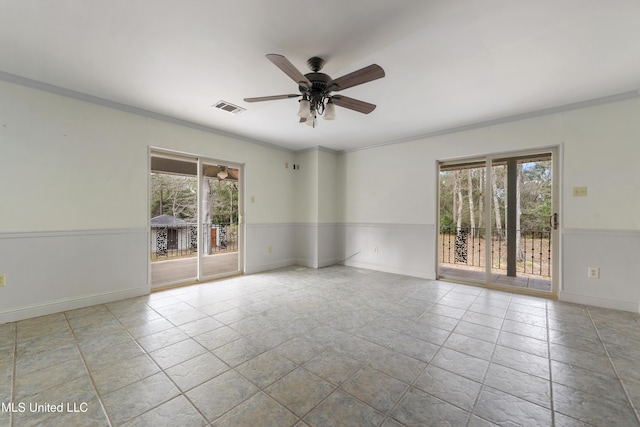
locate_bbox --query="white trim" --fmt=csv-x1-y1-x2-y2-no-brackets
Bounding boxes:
0,227,146,239
559,291,639,313
150,146,245,171
147,147,152,286
244,258,297,274
296,146,340,155
340,91,640,154
0,70,295,154
338,223,435,230
435,147,560,295
290,222,420,228
296,257,318,268
197,158,203,279
148,149,244,284
562,228,640,237
246,222,299,228
318,257,342,268
556,142,564,294
341,260,432,279
6,68,636,157
0,286,149,324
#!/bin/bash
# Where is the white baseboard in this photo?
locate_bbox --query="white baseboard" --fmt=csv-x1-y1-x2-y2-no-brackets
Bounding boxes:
561,228,640,313
244,258,297,275
295,257,318,269
318,257,341,268
559,290,640,313
343,260,433,280
0,286,150,324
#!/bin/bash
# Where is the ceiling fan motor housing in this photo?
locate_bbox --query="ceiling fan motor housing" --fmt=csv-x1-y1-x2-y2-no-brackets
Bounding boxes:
300,72,331,96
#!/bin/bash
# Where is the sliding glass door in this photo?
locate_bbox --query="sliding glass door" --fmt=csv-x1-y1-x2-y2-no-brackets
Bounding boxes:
200,162,240,279
150,151,242,289
489,154,554,291
438,149,557,294
438,161,488,283
150,155,199,286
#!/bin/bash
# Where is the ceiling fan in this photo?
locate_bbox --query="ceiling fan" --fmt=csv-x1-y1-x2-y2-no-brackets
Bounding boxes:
244,54,385,127
203,165,239,181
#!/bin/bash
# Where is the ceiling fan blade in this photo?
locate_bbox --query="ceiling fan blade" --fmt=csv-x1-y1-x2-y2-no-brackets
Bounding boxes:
243,94,300,102
203,165,222,177
266,54,312,88
227,168,239,181
327,64,385,91
332,95,376,114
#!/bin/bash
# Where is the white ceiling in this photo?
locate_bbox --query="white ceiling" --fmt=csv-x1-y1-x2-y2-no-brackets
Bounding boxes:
2,0,640,152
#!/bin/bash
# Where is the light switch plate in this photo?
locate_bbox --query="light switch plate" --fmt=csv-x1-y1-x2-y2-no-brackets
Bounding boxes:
573,186,587,197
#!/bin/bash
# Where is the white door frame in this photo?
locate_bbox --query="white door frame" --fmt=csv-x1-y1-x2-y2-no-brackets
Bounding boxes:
437,145,560,297
149,147,244,289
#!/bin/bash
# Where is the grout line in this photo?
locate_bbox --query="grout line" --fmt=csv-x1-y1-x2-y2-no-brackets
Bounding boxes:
545,300,555,426
585,307,640,426
10,323,17,427
380,283,485,426
465,287,511,426
8,267,638,426
63,306,113,426
62,310,114,427
105,301,227,425
109,280,316,426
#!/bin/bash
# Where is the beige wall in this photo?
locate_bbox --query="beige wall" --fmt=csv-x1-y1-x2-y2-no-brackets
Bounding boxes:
0,79,297,322
1,77,640,321
340,98,640,229
337,97,640,311
0,80,297,232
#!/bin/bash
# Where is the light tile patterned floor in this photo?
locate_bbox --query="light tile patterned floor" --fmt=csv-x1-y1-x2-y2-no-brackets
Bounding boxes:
1,266,640,426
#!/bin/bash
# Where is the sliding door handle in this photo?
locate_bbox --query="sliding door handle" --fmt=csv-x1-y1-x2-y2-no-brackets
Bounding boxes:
550,213,558,230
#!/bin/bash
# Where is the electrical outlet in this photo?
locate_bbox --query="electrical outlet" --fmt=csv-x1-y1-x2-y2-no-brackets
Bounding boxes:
373,246,378,254
0,274,5,287
587,267,599,279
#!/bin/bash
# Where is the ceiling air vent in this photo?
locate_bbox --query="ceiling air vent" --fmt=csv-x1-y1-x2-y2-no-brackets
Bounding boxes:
213,101,245,115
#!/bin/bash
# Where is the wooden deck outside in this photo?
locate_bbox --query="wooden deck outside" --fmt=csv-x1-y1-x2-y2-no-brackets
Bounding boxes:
151,252,239,287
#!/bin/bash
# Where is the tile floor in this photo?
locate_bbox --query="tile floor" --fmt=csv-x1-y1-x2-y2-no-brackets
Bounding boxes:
1,265,640,426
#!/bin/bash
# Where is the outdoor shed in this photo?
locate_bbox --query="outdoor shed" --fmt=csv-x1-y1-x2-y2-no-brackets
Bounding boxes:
150,214,196,255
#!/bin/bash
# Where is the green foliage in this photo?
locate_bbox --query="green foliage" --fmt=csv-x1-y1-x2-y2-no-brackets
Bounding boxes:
440,211,454,228
440,160,552,231
150,174,197,220
150,173,238,224
206,179,239,224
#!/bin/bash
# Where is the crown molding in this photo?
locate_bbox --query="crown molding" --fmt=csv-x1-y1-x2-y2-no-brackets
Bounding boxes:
340,90,640,154
0,70,296,154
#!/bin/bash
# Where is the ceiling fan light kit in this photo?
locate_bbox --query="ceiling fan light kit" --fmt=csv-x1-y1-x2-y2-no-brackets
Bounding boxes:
324,98,336,120
217,168,228,180
297,97,310,118
244,54,385,127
